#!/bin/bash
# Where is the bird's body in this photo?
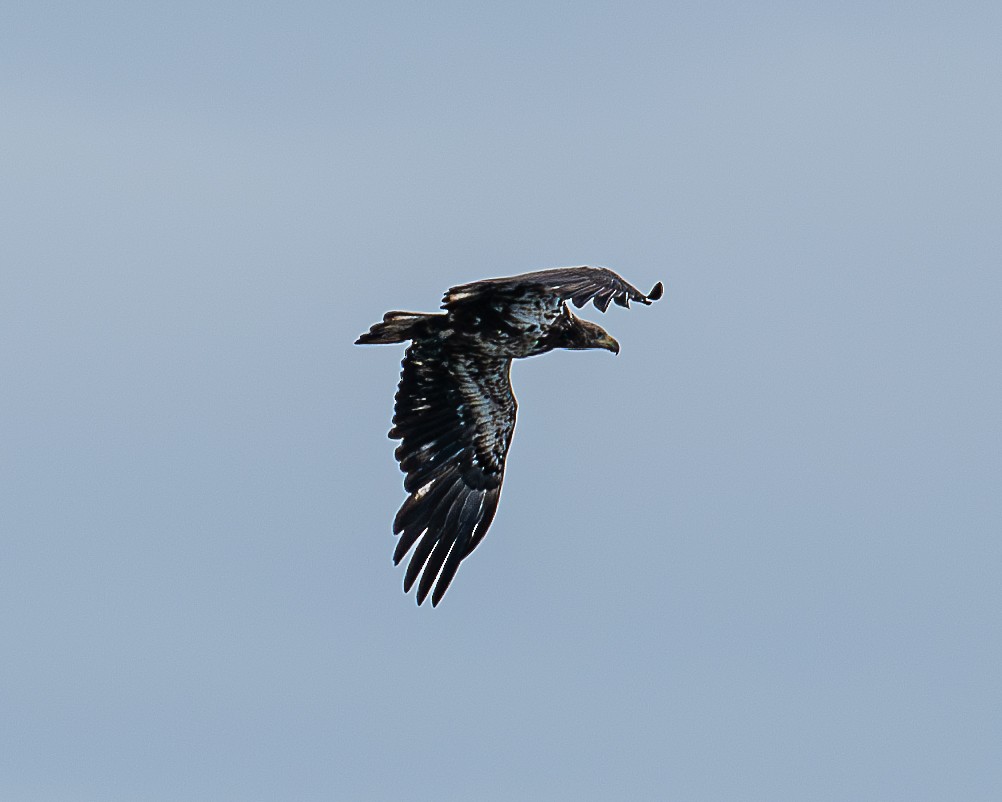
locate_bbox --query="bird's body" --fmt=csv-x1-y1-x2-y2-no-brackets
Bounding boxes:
356,266,662,605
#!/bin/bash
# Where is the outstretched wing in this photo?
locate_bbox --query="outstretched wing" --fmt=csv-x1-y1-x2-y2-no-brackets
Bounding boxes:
444,265,663,313
388,337,516,606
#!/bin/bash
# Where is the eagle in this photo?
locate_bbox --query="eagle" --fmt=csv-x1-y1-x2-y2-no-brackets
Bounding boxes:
356,266,663,605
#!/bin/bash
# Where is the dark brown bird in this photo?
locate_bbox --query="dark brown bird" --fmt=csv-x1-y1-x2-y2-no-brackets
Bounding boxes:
356,266,663,605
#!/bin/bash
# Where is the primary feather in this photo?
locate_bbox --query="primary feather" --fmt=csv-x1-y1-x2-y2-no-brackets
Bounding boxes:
356,266,662,605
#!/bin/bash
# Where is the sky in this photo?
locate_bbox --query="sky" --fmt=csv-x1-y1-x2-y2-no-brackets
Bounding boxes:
2,2,1001,800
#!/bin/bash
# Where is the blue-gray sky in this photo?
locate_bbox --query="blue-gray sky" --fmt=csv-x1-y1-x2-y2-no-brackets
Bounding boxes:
3,2,1001,800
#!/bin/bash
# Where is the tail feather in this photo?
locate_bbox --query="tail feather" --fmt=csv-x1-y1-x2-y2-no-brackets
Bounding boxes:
355,311,441,345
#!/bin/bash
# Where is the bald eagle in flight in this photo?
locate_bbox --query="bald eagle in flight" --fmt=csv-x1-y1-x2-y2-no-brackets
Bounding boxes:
356,266,663,605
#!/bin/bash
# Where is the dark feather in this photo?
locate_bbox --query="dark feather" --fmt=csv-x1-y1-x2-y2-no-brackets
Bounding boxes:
463,487,500,559
393,474,456,537
403,453,465,493
432,492,484,605
402,527,438,593
416,494,467,604
402,479,464,592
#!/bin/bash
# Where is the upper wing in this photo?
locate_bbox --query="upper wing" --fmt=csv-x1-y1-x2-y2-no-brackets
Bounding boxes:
443,265,663,313
388,337,516,606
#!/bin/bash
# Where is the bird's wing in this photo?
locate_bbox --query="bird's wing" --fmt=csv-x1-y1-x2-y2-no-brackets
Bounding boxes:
388,338,516,606
443,265,663,313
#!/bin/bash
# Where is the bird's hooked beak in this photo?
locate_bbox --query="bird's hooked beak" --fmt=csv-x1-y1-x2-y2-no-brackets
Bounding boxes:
595,333,620,354
569,316,620,354
573,318,620,354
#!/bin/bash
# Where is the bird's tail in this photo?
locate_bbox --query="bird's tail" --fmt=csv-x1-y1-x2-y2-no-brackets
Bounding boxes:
355,311,442,344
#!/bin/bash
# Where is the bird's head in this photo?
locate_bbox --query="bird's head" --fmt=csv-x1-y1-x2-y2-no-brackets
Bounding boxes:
564,314,620,354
